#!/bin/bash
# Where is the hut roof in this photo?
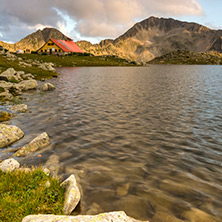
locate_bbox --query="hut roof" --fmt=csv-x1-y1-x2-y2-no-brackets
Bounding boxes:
50,39,83,53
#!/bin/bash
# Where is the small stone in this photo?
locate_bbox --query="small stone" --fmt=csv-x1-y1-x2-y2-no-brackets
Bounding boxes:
42,168,50,176
10,104,28,113
14,132,50,157
0,158,20,172
0,124,24,148
45,180,51,188
61,174,81,215
0,111,11,122
20,73,34,80
41,83,55,91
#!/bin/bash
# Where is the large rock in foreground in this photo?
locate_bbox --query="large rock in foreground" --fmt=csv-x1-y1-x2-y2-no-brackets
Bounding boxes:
22,211,149,222
0,124,24,148
60,174,81,215
14,132,50,157
0,158,20,172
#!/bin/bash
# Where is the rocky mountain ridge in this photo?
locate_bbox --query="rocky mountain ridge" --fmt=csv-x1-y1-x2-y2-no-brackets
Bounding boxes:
1,16,222,62
77,16,222,62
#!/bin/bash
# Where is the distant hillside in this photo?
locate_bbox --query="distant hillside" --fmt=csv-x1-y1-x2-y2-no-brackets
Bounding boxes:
0,28,69,52
77,16,222,63
148,50,222,65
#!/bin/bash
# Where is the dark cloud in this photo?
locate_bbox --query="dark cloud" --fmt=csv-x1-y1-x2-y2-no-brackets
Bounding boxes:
0,0,203,43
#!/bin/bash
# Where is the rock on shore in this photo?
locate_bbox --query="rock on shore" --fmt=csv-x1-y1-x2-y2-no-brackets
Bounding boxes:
0,158,20,172
0,111,12,122
61,174,81,215
10,104,28,113
0,124,24,148
0,68,23,82
41,83,55,91
0,68,38,101
22,211,150,222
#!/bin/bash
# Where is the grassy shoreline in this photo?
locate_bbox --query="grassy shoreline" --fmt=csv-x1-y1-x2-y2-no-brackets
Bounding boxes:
17,54,136,67
0,168,65,222
0,53,136,81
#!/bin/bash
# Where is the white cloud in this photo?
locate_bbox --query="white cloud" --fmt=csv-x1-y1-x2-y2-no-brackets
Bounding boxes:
0,0,204,43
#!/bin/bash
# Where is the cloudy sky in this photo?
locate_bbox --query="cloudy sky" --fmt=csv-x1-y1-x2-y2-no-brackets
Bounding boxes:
0,0,221,43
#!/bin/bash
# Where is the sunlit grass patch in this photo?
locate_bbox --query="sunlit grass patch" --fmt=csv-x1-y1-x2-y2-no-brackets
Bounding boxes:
0,168,65,222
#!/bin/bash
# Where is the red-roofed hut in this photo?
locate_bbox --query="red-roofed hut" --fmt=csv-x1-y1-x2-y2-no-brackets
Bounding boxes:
37,38,83,55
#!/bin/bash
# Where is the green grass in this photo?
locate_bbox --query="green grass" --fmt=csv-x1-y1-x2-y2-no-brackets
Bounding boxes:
17,54,135,67
0,168,65,222
0,55,58,80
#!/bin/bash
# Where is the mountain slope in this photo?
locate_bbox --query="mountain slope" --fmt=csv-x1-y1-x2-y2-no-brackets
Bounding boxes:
0,28,69,52
77,16,222,62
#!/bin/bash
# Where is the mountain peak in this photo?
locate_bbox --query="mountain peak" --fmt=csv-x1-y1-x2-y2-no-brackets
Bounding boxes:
115,16,211,43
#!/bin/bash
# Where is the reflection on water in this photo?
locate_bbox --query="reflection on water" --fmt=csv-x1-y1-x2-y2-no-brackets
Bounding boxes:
6,66,222,221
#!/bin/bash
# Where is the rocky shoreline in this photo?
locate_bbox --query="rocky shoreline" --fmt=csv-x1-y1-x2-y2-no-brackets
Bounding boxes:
0,67,149,222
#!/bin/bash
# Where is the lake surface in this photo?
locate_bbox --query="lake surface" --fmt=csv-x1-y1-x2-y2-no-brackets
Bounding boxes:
5,66,222,221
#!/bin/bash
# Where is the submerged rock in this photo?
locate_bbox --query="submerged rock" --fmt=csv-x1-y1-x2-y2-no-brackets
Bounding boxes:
0,124,24,148
60,174,81,215
22,211,149,222
45,154,60,176
0,111,12,122
14,132,50,157
41,83,55,91
10,104,28,113
0,158,20,172
116,183,130,196
152,211,184,222
181,208,218,222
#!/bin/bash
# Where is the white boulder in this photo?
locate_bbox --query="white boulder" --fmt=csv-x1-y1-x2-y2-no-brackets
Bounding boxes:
0,158,20,172
61,174,81,215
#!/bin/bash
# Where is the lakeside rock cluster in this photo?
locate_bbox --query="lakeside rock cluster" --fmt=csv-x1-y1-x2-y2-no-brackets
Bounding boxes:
0,67,55,101
0,46,55,71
